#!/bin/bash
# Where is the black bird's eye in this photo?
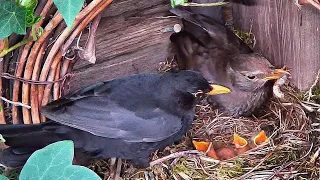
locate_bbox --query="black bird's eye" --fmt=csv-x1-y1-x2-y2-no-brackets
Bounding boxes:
193,90,204,98
247,75,256,80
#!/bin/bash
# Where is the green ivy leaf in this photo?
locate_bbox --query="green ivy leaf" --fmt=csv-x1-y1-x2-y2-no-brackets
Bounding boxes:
19,0,39,27
53,0,85,28
37,26,44,37
170,0,187,7
19,140,101,180
62,166,101,179
0,174,9,180
19,0,38,10
0,0,26,39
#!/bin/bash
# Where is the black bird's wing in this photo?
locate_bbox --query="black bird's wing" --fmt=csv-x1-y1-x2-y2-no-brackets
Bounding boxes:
170,7,252,83
40,74,184,143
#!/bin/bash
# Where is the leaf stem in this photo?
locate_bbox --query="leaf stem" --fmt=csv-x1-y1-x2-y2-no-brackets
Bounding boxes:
0,37,34,58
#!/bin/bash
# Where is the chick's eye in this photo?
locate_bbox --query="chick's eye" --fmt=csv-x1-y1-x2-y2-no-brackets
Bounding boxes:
247,75,256,80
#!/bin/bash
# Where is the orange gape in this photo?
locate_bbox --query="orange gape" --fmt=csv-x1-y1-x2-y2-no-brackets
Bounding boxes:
252,131,268,146
233,133,249,154
193,131,269,160
192,141,236,160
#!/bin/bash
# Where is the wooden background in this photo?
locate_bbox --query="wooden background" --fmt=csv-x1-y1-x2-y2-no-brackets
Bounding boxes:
68,0,179,92
69,0,320,92
233,0,320,90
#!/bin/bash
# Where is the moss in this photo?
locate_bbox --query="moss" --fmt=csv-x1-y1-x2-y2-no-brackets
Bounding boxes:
233,29,255,48
171,159,208,179
311,87,320,103
266,150,299,165
218,159,246,178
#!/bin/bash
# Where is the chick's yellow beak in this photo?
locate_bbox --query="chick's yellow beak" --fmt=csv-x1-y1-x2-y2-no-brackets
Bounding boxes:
264,68,289,81
206,84,231,95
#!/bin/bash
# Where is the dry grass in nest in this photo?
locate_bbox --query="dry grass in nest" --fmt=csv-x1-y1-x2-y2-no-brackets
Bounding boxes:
160,83,318,180
161,83,319,179
89,78,320,179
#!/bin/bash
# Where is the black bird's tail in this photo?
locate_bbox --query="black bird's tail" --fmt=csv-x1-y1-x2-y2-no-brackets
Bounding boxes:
0,122,62,167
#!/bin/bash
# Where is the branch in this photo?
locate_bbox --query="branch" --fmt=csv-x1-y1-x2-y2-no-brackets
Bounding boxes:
78,14,102,63
1,73,72,85
150,150,202,166
21,12,63,124
30,41,49,124
0,96,31,109
0,37,34,58
61,0,113,55
38,0,108,106
40,51,62,122
11,0,54,124
307,0,320,10
304,69,320,101
53,62,61,100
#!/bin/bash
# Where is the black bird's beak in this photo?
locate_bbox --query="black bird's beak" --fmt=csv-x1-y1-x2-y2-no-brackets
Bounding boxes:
206,84,231,95
264,69,289,81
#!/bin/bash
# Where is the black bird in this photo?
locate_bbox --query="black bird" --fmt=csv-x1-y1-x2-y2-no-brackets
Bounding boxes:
0,70,230,168
170,8,287,116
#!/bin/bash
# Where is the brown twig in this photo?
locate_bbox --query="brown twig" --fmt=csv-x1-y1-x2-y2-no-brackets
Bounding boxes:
44,22,67,61
53,62,61,100
222,2,233,28
40,51,62,122
3,34,21,101
59,60,72,96
38,0,108,105
41,54,62,101
11,0,54,124
0,96,31,109
61,0,113,55
29,22,65,124
150,150,202,166
30,41,48,124
306,0,320,10
109,158,117,179
60,58,78,96
115,158,122,180
78,14,102,63
21,12,63,124
1,73,72,85
237,153,272,180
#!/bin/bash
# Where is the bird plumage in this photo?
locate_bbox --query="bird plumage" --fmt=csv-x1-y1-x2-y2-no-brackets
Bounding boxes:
1,70,227,167
170,8,283,116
